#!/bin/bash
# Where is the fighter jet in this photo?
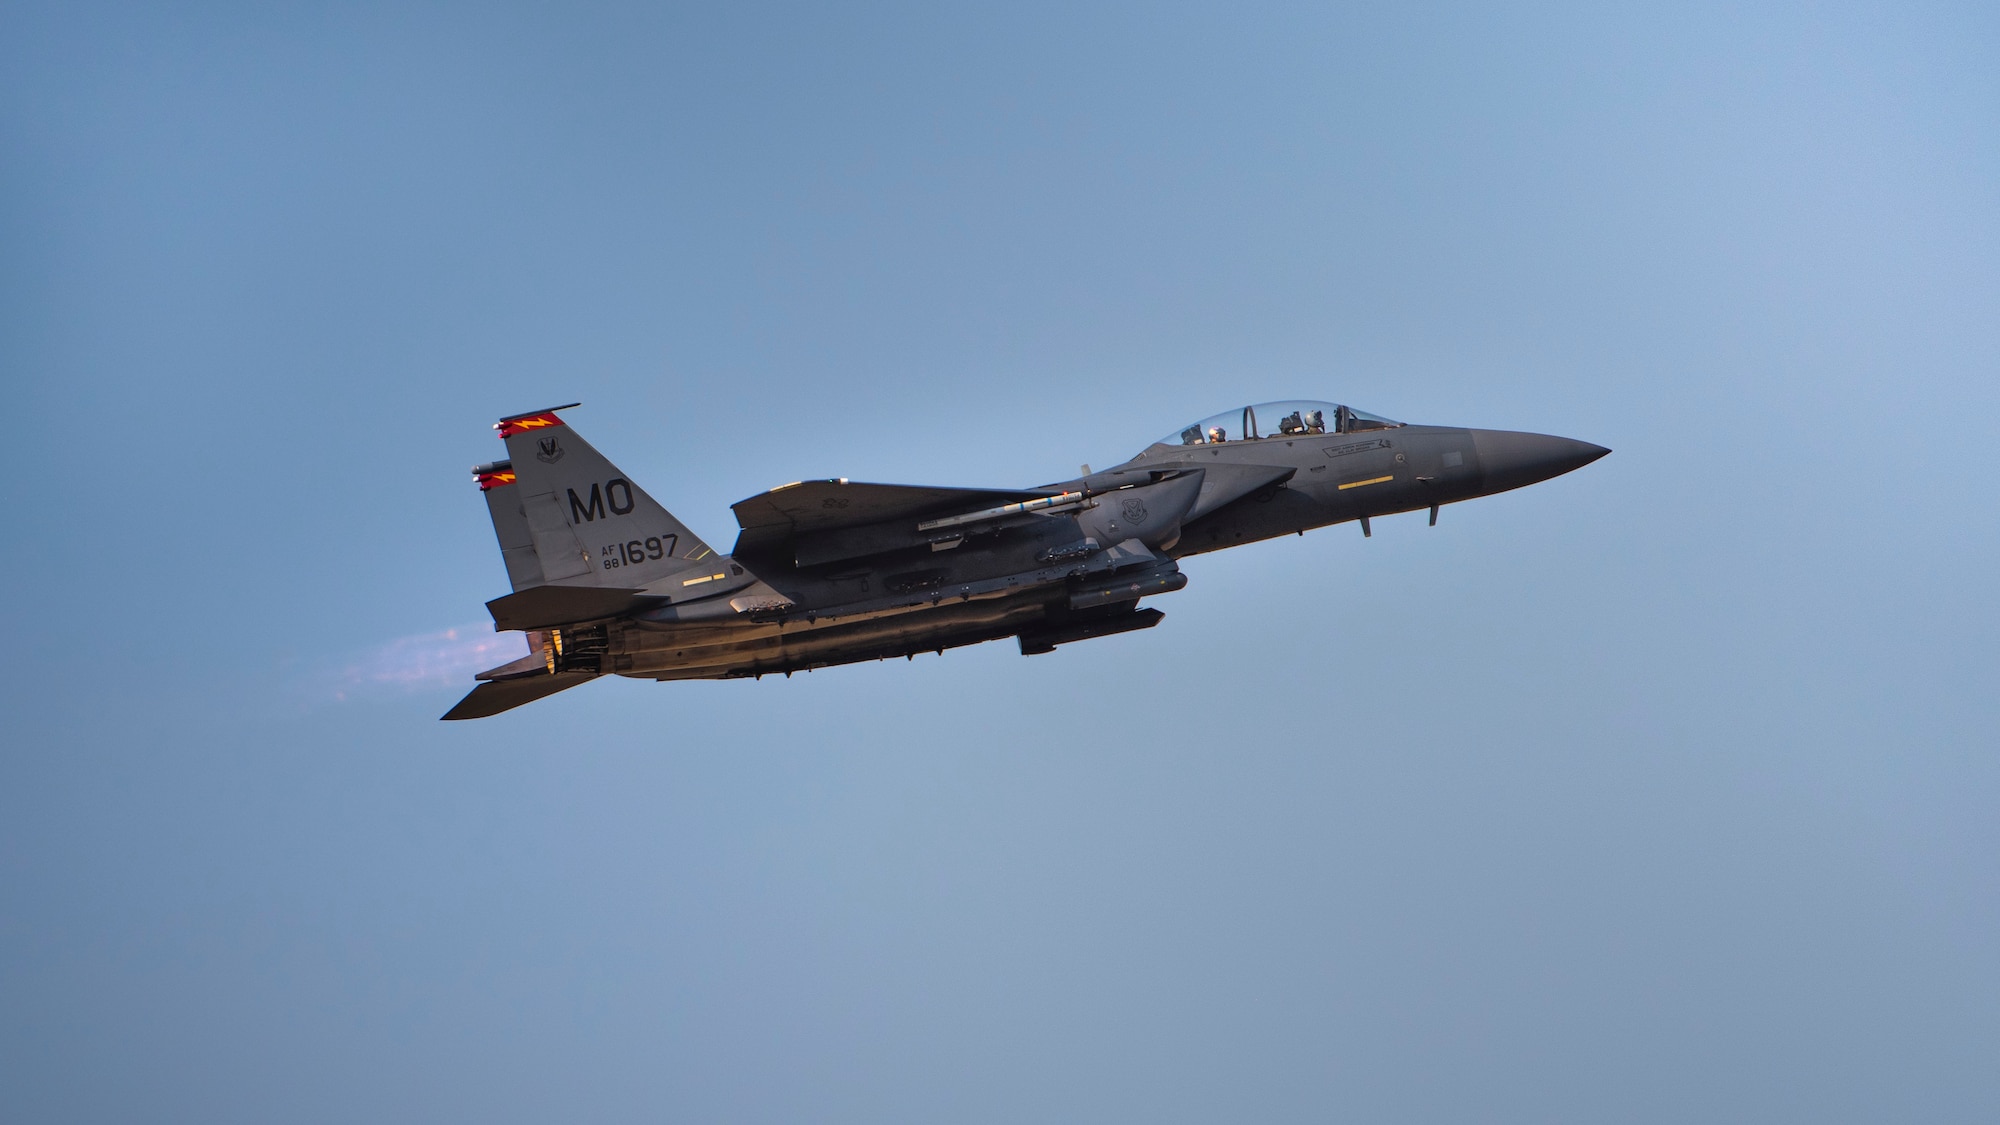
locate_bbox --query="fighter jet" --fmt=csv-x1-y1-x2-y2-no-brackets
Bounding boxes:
445,401,1607,719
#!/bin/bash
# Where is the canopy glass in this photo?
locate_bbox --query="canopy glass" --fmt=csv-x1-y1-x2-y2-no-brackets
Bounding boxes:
1161,401,1402,446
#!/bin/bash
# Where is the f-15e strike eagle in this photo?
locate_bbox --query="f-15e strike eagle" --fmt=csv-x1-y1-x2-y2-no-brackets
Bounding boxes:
444,401,1607,719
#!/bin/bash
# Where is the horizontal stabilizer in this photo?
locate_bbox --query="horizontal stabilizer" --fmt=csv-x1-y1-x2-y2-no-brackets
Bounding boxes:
486,585,657,631
475,651,548,681
441,671,597,720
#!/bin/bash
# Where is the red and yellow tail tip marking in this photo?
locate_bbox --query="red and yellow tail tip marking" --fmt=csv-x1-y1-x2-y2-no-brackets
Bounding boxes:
495,412,566,438
475,468,517,491
494,403,580,437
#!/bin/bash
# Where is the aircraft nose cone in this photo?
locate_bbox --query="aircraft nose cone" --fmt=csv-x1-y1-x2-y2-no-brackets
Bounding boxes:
1472,430,1611,494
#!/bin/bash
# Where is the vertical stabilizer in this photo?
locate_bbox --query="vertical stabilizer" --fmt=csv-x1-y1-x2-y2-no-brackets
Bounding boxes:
475,461,545,591
492,406,720,589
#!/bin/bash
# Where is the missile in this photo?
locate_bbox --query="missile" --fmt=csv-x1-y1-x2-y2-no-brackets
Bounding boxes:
916,490,1088,532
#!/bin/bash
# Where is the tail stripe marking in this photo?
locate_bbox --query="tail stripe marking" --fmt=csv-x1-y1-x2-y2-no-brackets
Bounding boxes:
497,413,567,438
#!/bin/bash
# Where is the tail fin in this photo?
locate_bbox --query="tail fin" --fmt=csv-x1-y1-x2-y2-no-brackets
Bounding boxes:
493,404,720,586
474,461,544,591
473,405,725,630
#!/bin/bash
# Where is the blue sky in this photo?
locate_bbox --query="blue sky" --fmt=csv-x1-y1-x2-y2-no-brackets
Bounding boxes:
4,3,1998,1121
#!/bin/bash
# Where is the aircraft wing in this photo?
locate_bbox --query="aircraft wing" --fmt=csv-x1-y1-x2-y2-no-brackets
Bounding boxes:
731,479,1073,567
731,479,1061,536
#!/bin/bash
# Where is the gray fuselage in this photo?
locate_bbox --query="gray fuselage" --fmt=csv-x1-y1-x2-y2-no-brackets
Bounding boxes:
570,424,1605,682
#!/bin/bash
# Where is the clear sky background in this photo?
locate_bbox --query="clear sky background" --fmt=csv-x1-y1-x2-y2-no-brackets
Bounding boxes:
4,2,1997,1121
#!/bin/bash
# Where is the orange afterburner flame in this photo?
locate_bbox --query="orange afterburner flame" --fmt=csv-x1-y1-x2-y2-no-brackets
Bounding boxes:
496,412,566,438
476,468,517,491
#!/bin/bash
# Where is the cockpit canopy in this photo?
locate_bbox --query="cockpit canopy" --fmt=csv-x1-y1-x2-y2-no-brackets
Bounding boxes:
1160,400,1402,446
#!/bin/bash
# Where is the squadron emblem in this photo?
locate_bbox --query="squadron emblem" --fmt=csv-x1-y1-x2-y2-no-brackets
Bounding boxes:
536,437,565,464
1120,497,1149,525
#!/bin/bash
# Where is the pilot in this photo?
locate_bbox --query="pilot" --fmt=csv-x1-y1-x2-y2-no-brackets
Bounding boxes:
1304,409,1326,434
1208,426,1227,443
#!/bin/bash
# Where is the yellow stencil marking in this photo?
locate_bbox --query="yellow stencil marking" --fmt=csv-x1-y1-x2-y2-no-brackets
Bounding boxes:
1337,474,1395,491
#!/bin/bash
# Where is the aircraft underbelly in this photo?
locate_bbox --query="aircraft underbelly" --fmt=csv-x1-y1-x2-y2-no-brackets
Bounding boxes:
617,595,1056,679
